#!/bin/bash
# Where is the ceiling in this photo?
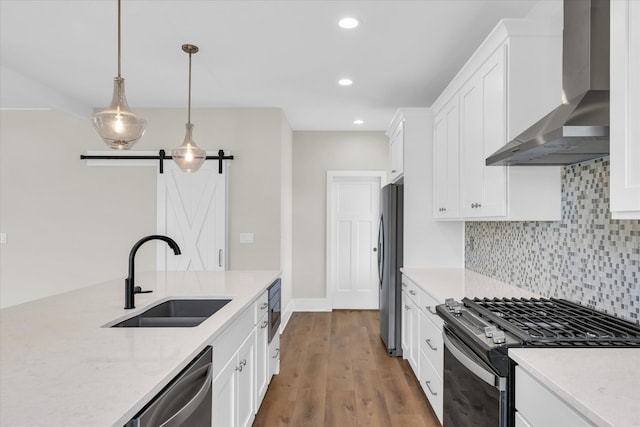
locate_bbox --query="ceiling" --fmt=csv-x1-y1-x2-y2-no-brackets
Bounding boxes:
0,0,542,131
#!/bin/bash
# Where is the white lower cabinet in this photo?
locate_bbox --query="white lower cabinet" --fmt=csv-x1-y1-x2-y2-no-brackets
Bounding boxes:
211,289,277,427
268,331,280,378
419,350,443,422
212,330,256,427
255,312,269,409
401,275,444,425
401,280,420,373
515,366,595,427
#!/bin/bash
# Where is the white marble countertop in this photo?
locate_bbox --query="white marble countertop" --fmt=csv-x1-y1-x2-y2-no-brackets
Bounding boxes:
510,348,640,427
400,267,541,302
0,270,280,427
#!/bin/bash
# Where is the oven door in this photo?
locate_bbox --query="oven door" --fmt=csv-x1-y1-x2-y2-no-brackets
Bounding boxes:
442,327,508,427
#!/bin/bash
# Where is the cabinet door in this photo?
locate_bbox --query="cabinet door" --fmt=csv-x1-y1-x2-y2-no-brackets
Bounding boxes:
212,355,237,427
611,0,640,219
460,47,507,218
409,298,420,373
268,332,280,378
390,121,404,182
255,314,269,410
434,96,460,219
401,291,410,358
402,292,419,373
237,331,256,427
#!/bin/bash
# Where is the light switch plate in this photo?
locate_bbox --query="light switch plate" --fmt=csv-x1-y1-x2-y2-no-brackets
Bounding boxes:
239,233,254,244
0,233,6,244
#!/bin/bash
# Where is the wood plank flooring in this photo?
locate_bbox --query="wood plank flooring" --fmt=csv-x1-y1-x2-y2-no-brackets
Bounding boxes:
253,310,441,427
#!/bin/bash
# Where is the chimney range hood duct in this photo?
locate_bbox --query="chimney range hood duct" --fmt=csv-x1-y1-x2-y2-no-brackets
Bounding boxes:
486,0,610,166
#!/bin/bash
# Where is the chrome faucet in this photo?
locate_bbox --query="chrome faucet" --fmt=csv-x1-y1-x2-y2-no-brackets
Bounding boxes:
125,235,181,309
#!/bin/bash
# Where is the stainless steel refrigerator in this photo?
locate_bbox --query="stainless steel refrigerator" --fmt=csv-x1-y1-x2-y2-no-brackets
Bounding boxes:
378,183,403,357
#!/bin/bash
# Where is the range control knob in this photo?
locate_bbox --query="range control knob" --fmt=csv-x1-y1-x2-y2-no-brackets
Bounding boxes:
453,305,462,316
492,330,506,344
484,326,497,338
445,298,460,311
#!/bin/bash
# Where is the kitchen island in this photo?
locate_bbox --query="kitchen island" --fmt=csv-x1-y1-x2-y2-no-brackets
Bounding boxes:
0,270,280,427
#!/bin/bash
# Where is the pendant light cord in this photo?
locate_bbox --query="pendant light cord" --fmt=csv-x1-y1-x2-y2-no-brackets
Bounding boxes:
187,50,192,125
117,0,121,78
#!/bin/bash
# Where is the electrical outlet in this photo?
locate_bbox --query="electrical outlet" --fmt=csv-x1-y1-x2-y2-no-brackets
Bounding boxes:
239,233,254,244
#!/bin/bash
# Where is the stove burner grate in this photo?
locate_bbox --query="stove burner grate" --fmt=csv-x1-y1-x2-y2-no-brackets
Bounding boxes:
465,297,640,346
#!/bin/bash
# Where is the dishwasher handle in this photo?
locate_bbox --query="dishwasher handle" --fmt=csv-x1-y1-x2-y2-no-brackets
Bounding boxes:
146,363,213,427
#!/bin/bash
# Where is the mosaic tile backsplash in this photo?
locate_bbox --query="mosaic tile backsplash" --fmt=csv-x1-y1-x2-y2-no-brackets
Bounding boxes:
465,157,640,324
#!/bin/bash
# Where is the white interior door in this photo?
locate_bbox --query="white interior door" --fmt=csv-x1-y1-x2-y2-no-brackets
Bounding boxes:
157,160,227,270
327,171,385,309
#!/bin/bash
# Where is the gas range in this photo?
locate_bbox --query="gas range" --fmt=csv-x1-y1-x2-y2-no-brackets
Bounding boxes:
436,297,640,376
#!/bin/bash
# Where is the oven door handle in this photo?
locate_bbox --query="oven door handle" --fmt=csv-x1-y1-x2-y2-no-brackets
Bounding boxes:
443,332,506,391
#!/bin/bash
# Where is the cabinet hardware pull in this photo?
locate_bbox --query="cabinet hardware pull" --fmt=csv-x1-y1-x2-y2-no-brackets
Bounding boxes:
425,339,437,351
218,249,223,267
235,365,243,372
391,169,397,173
273,348,280,358
240,359,247,366
402,282,407,288
409,290,416,295
425,305,438,315
425,380,438,396
260,303,268,310
405,305,411,310
261,321,268,328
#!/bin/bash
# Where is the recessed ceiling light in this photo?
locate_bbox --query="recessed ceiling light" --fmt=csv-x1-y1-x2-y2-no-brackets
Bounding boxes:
338,78,353,86
353,119,364,125
338,17,359,29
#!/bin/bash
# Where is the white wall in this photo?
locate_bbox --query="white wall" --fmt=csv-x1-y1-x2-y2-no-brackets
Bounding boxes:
292,131,389,299
0,108,290,308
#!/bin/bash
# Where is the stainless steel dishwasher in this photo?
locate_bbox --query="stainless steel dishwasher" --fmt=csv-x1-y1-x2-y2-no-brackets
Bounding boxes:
125,346,212,427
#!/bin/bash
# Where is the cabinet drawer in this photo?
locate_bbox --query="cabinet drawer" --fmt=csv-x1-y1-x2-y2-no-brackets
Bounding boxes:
419,349,443,423
419,311,443,376
417,286,444,328
515,366,595,427
254,290,268,324
402,277,420,304
211,306,254,376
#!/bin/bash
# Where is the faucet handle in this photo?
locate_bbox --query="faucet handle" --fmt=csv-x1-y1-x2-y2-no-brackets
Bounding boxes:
134,286,153,294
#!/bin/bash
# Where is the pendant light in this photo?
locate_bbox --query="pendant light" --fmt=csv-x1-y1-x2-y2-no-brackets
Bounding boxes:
172,44,207,173
91,0,146,150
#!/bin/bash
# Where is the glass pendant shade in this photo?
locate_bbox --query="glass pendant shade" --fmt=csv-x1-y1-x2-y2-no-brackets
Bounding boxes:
92,77,147,150
172,123,206,173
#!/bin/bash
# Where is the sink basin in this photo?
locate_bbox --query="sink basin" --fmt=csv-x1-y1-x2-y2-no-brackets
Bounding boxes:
111,299,232,328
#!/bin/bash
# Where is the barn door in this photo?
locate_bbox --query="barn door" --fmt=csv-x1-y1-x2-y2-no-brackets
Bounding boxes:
157,160,227,271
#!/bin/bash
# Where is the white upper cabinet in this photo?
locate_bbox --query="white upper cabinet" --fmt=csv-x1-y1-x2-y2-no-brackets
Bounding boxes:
433,95,461,219
432,19,563,221
610,0,640,219
388,116,405,183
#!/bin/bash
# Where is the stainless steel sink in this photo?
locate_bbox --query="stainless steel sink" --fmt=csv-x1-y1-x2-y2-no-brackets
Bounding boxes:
111,299,232,328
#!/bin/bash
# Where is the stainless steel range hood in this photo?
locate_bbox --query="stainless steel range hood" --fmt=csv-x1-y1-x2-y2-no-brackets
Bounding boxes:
486,0,610,166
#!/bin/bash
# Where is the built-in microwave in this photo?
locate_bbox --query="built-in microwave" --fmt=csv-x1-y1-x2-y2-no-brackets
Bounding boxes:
268,278,281,343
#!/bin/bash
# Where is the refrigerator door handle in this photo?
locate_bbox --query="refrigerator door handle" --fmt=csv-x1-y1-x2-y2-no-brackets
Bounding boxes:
377,215,384,284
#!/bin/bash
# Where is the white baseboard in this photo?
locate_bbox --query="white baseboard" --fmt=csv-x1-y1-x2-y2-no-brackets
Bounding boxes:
281,298,331,332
